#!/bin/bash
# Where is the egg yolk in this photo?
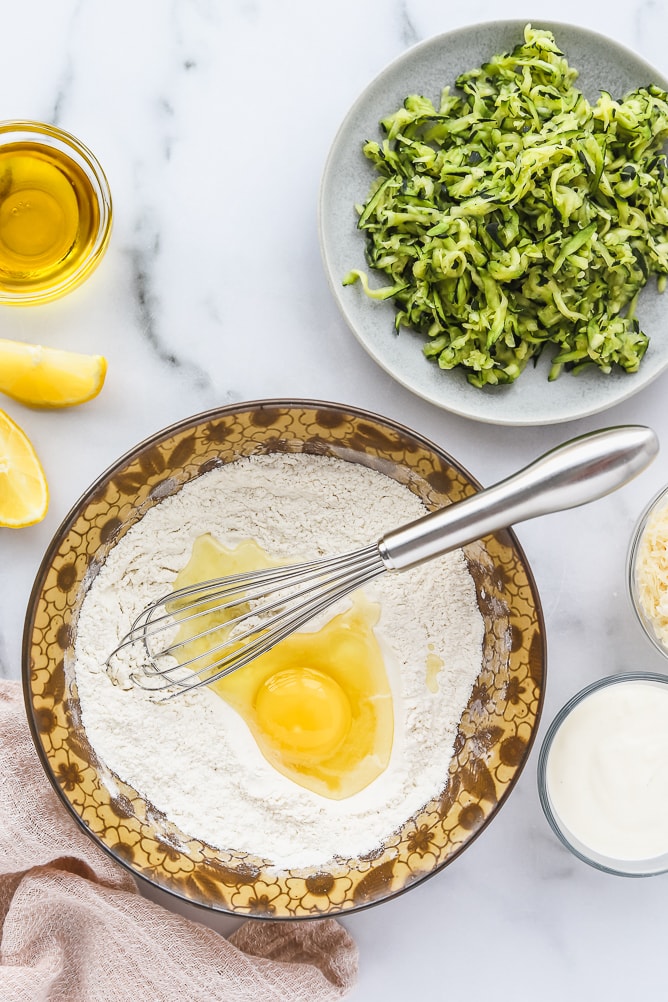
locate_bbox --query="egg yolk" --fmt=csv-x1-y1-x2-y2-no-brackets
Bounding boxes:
255,667,352,759
171,533,394,800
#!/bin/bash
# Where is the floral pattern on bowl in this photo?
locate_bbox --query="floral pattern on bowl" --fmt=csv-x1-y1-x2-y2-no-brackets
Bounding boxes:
23,399,545,918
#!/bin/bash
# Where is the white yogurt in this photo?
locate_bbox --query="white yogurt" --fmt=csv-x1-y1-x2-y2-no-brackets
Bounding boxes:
545,679,668,862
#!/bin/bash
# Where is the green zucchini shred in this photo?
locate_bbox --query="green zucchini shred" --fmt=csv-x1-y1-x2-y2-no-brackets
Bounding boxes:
343,24,668,386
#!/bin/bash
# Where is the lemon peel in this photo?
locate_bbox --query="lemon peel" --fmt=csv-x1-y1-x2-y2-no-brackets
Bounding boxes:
0,338,107,408
0,409,48,527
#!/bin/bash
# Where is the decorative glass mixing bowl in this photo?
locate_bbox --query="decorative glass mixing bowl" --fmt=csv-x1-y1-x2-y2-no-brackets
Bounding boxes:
23,400,545,918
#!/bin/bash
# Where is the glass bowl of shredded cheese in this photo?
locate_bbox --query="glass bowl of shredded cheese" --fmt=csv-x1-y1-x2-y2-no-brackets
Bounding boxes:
628,484,668,658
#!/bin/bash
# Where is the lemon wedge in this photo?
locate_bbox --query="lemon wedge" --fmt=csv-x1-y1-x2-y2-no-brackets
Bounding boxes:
0,409,48,527
0,338,107,408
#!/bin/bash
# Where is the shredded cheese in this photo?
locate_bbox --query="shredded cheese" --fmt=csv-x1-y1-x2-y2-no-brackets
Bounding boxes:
635,500,668,646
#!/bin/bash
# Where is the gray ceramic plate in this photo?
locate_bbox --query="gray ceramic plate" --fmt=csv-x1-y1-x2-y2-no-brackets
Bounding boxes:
318,21,668,426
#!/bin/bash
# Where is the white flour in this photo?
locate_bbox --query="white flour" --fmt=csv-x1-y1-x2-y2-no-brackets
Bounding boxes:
73,453,484,870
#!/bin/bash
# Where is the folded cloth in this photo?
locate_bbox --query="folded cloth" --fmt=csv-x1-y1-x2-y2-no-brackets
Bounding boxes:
0,680,358,1001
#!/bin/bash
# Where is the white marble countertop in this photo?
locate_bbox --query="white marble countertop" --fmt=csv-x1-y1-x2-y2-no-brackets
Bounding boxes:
2,0,668,998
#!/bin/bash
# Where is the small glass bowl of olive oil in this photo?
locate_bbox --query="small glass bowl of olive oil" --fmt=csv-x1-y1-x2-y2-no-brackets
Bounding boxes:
0,121,112,305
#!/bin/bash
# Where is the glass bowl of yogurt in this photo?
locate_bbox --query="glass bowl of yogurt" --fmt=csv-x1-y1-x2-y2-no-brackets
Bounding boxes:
627,484,668,658
538,673,668,876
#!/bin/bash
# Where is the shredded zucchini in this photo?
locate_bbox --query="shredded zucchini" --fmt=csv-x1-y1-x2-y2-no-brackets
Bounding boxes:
343,25,668,385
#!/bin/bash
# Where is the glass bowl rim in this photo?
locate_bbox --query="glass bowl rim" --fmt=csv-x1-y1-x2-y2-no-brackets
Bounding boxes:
537,669,668,877
0,118,112,305
22,397,547,919
626,482,668,660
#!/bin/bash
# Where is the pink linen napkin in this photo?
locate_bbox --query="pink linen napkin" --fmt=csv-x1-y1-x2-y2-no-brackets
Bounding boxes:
0,679,358,1001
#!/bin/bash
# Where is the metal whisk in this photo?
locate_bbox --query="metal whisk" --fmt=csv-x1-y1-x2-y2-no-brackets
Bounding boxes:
107,425,658,697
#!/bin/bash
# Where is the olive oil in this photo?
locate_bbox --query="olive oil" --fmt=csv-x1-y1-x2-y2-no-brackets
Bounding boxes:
0,141,103,298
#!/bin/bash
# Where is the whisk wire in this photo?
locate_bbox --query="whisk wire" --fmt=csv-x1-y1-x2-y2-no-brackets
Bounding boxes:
112,544,386,696
112,555,358,656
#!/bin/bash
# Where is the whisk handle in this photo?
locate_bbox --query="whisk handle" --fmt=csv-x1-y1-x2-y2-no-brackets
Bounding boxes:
379,425,658,571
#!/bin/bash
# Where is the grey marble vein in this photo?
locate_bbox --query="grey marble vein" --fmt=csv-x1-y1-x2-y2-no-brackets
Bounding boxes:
47,0,85,124
399,0,420,49
128,235,212,392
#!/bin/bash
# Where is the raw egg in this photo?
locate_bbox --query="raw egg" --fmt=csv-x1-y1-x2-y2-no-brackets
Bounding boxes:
171,533,394,799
